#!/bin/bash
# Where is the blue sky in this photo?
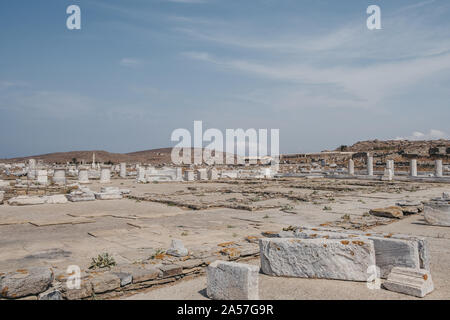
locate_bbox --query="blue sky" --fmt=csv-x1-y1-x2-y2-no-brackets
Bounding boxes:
1,0,449,158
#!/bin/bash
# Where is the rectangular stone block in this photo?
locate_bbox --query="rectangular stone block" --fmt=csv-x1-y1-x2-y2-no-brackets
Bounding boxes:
63,280,93,300
7,195,46,206
292,226,430,275
112,272,132,287
259,238,375,281
115,265,159,284
292,229,421,278
383,267,434,298
207,260,259,300
44,194,68,204
90,273,121,294
158,264,182,278
95,192,123,200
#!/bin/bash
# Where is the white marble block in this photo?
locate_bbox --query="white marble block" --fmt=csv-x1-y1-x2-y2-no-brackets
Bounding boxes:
99,167,111,184
120,163,127,178
78,168,90,184
435,160,443,178
424,199,450,227
383,267,434,298
259,238,375,281
184,170,195,181
207,261,259,300
410,159,417,177
53,168,66,185
348,159,355,175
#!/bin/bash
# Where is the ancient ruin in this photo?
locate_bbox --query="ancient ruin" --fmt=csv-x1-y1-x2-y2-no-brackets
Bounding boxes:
0,139,449,301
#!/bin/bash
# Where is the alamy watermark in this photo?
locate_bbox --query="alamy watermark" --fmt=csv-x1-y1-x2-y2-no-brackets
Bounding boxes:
65,5,381,31
170,121,280,166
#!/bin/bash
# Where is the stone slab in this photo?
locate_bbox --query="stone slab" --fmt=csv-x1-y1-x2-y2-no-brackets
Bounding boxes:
158,264,183,278
0,267,54,298
424,201,450,227
287,226,431,273
7,196,46,206
259,238,375,281
90,273,121,294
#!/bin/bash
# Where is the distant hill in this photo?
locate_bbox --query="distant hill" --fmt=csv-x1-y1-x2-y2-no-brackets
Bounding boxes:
2,139,448,165
0,148,236,165
0,148,174,165
334,139,450,157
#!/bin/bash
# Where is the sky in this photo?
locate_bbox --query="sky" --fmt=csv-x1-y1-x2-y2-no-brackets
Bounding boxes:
1,0,449,158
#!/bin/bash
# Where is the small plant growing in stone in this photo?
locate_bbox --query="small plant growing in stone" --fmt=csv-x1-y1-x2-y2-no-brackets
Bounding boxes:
89,253,116,270
322,206,332,211
227,225,235,228
150,248,166,260
281,204,294,212
181,231,188,236
341,214,351,220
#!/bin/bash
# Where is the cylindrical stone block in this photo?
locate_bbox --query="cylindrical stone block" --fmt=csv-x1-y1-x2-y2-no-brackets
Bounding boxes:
410,159,417,177
120,163,127,178
435,160,443,178
78,168,90,184
348,159,355,175
53,168,66,185
367,155,374,176
100,167,111,183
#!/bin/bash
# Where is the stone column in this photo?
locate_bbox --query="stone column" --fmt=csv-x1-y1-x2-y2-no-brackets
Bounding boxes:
184,170,195,181
27,159,37,180
196,169,208,180
176,167,183,181
78,167,90,184
435,160,443,178
136,167,146,183
348,159,355,176
100,166,111,183
387,160,395,176
410,159,417,177
36,169,48,185
367,154,374,176
53,168,66,185
120,163,127,178
208,168,218,180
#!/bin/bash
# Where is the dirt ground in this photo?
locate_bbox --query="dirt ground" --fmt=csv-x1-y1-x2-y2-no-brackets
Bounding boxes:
0,177,449,299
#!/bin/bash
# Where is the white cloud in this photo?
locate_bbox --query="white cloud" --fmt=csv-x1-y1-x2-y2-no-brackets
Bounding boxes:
395,129,449,141
119,58,142,67
178,1,450,111
183,50,450,109
167,0,206,3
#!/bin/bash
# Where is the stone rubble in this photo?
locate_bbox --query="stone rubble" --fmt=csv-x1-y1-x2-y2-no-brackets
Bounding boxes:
369,206,404,219
67,187,96,202
166,239,189,257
